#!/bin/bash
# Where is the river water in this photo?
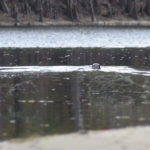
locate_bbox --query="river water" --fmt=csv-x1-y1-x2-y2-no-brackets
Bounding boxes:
1,27,150,141
0,27,150,48
1,68,150,141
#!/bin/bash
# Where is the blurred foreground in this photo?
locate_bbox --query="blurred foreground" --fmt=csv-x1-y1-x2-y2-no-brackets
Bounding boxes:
0,126,150,150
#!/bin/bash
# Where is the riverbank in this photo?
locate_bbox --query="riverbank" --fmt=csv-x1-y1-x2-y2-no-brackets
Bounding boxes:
1,20,150,27
0,126,150,150
1,0,150,27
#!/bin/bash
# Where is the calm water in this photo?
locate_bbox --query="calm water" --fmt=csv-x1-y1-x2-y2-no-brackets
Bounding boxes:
1,68,150,140
0,47,150,67
0,27,150,48
1,27,150,141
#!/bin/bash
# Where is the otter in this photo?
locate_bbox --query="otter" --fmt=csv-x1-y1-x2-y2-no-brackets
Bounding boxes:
92,63,101,69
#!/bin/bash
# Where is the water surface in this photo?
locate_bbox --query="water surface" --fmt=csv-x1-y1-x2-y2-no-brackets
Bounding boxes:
1,67,150,140
1,27,150,141
0,27,150,48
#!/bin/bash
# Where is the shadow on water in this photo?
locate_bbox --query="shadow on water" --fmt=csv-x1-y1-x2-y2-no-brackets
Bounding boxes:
1,70,150,140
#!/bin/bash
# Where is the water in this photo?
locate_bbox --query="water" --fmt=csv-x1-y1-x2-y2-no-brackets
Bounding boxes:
0,66,150,76
0,27,150,48
1,27,150,141
1,67,150,140
0,47,150,67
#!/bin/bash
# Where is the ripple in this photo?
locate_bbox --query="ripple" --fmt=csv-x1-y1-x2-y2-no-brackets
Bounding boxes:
0,27,150,48
0,66,150,76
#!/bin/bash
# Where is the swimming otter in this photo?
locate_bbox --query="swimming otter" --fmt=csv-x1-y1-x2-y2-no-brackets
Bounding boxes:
92,63,100,69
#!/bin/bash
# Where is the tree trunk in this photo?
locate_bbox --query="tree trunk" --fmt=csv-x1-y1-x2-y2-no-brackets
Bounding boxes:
109,0,117,15
0,0,9,13
120,0,126,8
73,0,79,21
127,0,138,19
120,0,127,12
126,0,132,13
101,2,112,17
89,0,96,22
10,0,19,24
43,0,51,17
67,0,78,21
22,0,30,16
67,0,73,20
39,0,43,22
146,0,150,15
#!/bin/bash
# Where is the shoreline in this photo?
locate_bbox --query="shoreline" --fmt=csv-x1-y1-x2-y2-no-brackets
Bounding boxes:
0,20,150,27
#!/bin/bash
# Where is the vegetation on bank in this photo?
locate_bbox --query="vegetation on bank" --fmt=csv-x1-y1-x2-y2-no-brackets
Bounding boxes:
0,0,150,23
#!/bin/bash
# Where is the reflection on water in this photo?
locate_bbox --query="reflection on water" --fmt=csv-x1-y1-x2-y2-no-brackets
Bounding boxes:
1,70,150,140
1,46,150,141
0,47,150,67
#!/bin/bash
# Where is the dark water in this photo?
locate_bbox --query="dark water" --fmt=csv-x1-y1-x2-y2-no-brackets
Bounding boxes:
1,47,150,140
1,47,150,67
1,70,150,140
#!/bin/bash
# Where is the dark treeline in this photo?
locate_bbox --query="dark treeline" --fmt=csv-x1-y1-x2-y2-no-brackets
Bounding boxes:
0,0,150,23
